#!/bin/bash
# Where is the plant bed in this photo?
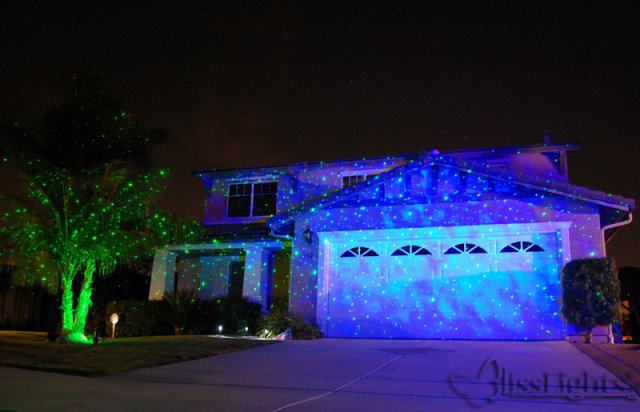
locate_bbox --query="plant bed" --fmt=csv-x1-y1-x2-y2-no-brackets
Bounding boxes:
0,331,276,377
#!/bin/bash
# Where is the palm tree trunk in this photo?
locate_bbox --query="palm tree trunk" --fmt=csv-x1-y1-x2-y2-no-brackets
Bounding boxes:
60,276,75,333
73,262,96,335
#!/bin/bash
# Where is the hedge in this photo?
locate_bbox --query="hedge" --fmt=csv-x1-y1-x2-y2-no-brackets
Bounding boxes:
259,310,322,339
105,300,171,337
105,296,262,338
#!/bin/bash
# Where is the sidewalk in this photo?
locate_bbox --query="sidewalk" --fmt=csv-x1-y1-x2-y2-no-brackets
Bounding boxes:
573,343,640,396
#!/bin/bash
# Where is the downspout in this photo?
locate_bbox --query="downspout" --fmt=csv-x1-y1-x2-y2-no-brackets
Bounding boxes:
601,212,633,255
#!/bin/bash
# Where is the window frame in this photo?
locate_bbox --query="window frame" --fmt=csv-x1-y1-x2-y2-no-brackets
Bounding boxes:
340,169,384,188
340,246,380,258
444,243,488,255
226,179,278,219
342,174,367,188
391,245,432,256
499,241,545,253
487,159,508,170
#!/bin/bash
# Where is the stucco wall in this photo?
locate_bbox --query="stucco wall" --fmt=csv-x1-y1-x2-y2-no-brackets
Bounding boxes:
201,158,402,225
200,149,569,226
288,196,604,323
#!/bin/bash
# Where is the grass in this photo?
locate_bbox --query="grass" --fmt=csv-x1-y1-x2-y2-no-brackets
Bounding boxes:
0,331,276,377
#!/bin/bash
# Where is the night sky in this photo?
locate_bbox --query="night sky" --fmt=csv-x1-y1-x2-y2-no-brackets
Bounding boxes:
1,2,638,266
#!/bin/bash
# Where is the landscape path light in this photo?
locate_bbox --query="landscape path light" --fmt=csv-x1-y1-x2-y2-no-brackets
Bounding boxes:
109,313,119,339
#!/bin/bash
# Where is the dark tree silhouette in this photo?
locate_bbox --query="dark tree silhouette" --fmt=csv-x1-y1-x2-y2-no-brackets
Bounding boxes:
3,72,169,173
619,266,640,342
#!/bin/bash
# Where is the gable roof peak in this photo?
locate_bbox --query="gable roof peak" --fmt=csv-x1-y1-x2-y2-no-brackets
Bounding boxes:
266,151,634,230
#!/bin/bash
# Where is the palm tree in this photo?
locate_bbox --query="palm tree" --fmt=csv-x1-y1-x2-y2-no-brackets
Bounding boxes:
0,155,201,343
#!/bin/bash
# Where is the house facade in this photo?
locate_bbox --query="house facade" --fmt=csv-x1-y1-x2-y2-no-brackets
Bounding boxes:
149,142,635,340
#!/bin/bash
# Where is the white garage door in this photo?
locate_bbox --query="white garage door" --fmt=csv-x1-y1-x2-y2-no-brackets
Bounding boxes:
322,228,565,339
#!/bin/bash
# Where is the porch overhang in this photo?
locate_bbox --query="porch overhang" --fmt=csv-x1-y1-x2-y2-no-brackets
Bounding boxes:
148,239,284,308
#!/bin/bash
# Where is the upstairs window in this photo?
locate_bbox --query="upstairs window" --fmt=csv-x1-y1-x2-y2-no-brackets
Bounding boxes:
500,241,544,253
488,160,508,170
227,183,252,217
342,175,367,188
227,181,278,218
252,182,278,216
444,243,488,255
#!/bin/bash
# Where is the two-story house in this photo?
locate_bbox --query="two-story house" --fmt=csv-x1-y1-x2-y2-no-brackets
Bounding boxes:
148,141,635,340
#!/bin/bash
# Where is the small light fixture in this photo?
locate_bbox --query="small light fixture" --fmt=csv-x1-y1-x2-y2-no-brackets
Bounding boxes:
109,313,119,339
217,325,223,335
244,326,249,334
303,227,312,245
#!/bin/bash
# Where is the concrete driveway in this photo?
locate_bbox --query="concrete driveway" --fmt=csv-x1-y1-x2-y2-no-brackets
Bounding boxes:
1,339,638,411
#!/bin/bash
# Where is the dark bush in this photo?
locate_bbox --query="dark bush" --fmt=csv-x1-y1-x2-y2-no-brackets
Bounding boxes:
105,300,171,337
562,257,621,342
106,295,262,337
190,296,262,335
260,310,322,339
161,290,200,335
218,295,262,335
619,266,640,342
86,303,106,337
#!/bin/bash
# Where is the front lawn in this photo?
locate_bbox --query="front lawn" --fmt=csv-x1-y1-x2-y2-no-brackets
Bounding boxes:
0,331,276,376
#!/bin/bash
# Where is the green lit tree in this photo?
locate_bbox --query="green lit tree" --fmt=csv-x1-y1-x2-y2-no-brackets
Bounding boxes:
561,258,621,343
0,155,201,343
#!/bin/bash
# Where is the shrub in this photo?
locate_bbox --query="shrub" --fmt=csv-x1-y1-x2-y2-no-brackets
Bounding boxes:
260,310,322,339
190,296,262,335
106,294,262,337
86,303,106,337
105,300,171,338
161,290,200,335
561,257,621,342
216,295,262,335
619,266,640,342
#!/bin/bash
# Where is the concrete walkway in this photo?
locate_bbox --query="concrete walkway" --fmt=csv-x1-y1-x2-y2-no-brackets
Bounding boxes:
574,343,640,396
1,339,638,411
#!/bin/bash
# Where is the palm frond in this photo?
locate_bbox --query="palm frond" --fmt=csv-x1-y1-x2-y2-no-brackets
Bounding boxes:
1,155,203,288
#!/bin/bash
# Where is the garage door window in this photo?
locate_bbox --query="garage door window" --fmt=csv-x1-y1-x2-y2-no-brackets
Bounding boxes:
444,243,487,254
500,241,544,253
340,247,379,257
391,245,431,256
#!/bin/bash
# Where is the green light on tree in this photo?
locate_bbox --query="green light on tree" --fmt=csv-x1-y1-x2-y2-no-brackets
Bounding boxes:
0,157,201,343
0,72,201,343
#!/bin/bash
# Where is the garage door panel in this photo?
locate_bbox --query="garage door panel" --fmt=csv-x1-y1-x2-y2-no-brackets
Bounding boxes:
431,271,562,338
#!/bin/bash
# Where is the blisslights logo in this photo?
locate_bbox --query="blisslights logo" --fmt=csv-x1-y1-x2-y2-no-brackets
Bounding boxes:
448,358,637,407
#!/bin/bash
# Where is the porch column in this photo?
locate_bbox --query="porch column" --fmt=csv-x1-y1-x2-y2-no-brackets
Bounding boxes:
148,249,177,300
242,247,271,309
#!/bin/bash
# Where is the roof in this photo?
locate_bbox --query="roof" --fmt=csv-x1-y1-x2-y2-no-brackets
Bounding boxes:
266,151,635,230
192,142,581,176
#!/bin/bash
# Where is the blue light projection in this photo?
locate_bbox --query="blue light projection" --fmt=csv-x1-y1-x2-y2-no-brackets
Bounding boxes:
151,143,634,340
